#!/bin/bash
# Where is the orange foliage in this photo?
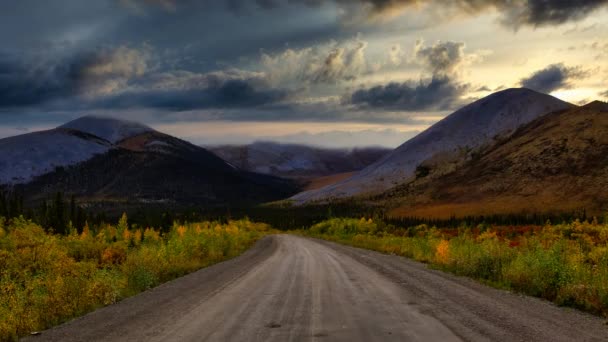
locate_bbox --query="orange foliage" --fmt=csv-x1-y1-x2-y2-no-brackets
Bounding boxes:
101,245,127,265
435,239,450,264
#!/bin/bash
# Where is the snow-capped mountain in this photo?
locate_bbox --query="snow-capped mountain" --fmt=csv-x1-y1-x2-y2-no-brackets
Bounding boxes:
0,128,110,185
291,88,574,203
60,116,154,144
0,116,152,185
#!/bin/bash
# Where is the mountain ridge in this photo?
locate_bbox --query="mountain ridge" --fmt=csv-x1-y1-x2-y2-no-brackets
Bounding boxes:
291,88,575,203
382,100,608,218
59,115,154,144
1,116,298,207
208,141,390,180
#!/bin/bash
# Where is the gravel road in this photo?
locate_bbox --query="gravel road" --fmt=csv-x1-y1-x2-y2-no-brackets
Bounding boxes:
26,235,608,341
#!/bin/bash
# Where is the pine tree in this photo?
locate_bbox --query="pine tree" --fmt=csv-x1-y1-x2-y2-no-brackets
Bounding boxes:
118,212,129,235
69,195,76,228
0,192,6,218
52,192,67,235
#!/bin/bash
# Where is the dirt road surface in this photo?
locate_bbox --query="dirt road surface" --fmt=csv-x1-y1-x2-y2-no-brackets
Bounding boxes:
26,235,608,341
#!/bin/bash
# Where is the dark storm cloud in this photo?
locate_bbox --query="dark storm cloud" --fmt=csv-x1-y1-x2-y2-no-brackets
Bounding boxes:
0,55,47,107
133,0,608,28
520,63,589,93
96,77,289,110
600,90,608,98
359,0,608,28
0,47,149,108
361,0,608,28
348,76,467,110
0,47,288,111
0,53,77,107
503,0,608,27
345,40,471,110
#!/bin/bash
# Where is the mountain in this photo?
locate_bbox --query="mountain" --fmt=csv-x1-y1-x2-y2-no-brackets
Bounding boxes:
208,142,390,180
1,116,297,206
60,116,153,143
383,100,608,218
0,116,156,185
291,88,574,203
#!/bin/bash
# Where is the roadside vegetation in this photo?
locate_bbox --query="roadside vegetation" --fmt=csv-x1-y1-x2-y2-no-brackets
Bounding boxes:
303,217,608,317
4,200,608,341
0,215,271,341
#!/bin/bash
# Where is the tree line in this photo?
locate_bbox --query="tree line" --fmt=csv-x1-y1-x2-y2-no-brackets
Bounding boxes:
0,191,95,235
1,190,602,235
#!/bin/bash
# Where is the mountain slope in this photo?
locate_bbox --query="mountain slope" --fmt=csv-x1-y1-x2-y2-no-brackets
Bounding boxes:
208,142,390,179
0,116,155,185
291,88,574,203
21,145,295,206
0,128,112,184
2,116,297,206
385,101,608,218
60,116,154,143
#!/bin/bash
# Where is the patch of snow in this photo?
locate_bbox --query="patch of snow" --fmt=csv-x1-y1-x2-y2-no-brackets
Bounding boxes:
60,115,154,143
0,129,112,184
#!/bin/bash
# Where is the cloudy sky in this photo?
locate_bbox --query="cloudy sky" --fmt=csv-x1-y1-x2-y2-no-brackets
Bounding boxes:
1,0,608,147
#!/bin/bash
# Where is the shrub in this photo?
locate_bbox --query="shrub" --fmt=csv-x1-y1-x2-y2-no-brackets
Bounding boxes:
304,217,608,317
0,218,271,341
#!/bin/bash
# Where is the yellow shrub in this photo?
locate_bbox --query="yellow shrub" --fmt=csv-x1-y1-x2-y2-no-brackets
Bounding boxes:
80,224,90,241
177,225,187,238
132,229,142,246
0,218,266,341
143,228,160,243
122,229,131,243
477,231,498,242
435,239,450,265
304,217,608,317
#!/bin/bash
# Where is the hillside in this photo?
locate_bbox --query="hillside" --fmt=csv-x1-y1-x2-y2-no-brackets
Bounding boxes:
208,142,390,180
0,129,112,184
384,101,608,218
2,116,297,207
60,116,154,143
291,88,573,203
0,116,155,185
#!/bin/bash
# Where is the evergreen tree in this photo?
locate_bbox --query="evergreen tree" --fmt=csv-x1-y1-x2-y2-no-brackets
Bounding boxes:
0,192,6,218
52,192,67,235
69,195,76,227
118,212,129,235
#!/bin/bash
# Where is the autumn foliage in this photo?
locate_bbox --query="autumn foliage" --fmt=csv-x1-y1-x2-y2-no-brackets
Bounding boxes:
305,217,608,317
0,215,271,341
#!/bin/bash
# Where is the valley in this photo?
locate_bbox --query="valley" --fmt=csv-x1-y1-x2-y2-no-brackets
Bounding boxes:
4,2,608,340
2,90,608,341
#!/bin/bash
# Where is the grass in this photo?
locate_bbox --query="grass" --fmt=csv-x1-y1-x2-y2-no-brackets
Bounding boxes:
0,215,272,341
301,217,608,317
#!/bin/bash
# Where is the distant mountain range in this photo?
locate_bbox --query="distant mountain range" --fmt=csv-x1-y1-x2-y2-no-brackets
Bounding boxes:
291,88,574,203
2,88,606,218
0,116,297,207
208,142,390,181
